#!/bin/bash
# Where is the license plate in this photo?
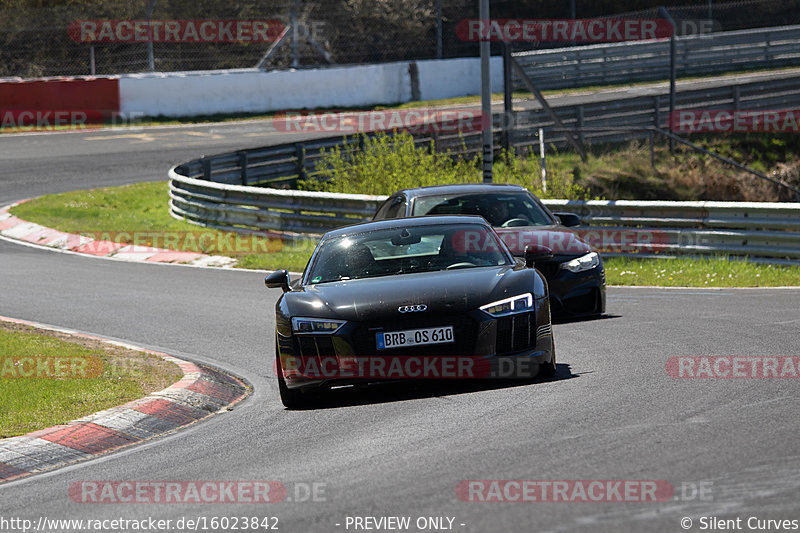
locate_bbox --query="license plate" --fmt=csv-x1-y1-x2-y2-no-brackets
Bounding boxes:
376,326,455,350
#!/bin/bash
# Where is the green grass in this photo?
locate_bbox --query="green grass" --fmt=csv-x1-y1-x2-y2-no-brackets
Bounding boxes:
0,322,183,438
604,256,800,287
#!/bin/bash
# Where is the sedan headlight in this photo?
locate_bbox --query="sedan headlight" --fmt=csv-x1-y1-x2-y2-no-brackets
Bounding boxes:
291,317,346,335
480,293,533,317
560,252,600,273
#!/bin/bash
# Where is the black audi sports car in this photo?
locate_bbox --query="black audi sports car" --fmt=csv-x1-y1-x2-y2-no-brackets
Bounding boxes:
373,183,606,316
266,216,555,408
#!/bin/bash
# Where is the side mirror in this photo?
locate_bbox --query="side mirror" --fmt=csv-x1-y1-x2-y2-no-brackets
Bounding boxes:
265,269,291,292
524,245,553,268
554,212,581,227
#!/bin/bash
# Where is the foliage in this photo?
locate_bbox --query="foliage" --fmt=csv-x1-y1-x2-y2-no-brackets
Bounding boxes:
301,131,593,200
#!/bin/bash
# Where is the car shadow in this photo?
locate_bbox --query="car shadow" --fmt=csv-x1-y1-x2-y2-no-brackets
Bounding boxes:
553,313,623,325
286,363,578,410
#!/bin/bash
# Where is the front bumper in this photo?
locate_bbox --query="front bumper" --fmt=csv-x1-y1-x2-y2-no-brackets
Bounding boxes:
535,256,606,316
276,302,554,391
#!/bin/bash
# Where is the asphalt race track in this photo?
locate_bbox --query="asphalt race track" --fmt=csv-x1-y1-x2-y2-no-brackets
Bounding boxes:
1,124,799,533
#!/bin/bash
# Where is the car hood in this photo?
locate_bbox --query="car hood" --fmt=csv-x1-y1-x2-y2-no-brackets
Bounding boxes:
494,225,592,257
286,266,533,322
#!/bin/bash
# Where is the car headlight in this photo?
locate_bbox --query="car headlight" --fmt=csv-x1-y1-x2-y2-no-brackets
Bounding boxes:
560,252,600,273
291,317,346,335
480,293,533,317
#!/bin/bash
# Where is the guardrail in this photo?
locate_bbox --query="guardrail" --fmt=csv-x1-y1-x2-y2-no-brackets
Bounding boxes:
507,70,800,151
511,24,800,90
168,172,385,239
170,168,800,262
544,199,800,262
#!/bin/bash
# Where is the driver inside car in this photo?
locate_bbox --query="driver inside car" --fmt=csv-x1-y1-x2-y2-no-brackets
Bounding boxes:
483,198,532,227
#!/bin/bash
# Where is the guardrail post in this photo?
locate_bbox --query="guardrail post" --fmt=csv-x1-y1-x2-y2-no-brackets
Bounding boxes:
653,96,661,128
601,47,607,84
201,158,211,181
765,33,772,62
502,41,513,153
733,86,741,111
658,6,677,155
649,130,656,171
239,152,248,186
296,143,306,182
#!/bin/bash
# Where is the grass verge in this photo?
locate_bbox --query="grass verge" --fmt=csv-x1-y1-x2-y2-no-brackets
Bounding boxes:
9,181,316,272
603,256,800,287
0,320,183,438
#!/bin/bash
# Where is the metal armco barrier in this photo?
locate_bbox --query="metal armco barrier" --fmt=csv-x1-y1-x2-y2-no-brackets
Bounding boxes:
170,167,800,263
168,172,385,239
511,25,800,90
543,199,800,262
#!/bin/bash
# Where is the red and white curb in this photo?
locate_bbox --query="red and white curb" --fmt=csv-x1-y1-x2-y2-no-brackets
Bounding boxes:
0,316,250,483
0,201,237,268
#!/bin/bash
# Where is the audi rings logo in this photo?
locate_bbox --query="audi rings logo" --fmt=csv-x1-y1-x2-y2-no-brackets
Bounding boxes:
398,305,428,313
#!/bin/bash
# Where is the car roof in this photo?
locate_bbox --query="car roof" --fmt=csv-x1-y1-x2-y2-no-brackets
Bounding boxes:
322,215,491,239
393,183,529,198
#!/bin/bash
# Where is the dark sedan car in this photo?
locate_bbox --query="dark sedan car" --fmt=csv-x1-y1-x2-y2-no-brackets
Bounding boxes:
266,216,555,408
373,184,605,316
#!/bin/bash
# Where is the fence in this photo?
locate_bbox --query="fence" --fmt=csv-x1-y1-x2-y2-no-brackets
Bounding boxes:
4,0,800,77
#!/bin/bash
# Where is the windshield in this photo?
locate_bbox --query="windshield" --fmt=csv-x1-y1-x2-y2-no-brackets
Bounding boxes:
306,223,512,284
411,192,555,227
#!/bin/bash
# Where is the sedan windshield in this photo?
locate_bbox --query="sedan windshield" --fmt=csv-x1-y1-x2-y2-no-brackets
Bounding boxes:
307,223,512,284
411,192,554,227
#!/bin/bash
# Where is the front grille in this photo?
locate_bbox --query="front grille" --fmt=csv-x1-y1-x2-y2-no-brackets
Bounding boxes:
351,314,478,356
295,335,336,357
563,288,601,315
535,261,561,279
495,312,537,355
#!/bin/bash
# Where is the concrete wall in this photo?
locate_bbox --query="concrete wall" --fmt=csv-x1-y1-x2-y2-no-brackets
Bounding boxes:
0,57,505,119
119,57,504,117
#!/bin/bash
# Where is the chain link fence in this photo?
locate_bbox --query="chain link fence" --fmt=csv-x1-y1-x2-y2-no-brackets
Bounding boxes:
1,0,800,77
